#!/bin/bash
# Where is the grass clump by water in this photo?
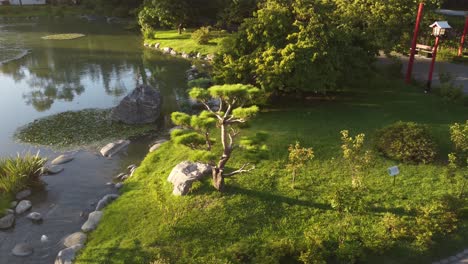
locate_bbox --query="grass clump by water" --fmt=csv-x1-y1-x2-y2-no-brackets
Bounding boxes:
16,109,157,150
0,153,46,215
41,33,86,40
76,74,468,264
144,29,229,55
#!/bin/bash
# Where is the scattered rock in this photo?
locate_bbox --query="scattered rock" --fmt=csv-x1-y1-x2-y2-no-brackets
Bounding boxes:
167,161,212,196
105,182,113,186
26,212,42,223
181,52,190,59
100,140,130,158
51,153,75,165
162,47,172,54
143,43,149,47
10,201,17,209
127,164,137,171
11,243,33,257
55,244,83,264
46,165,64,175
16,200,32,214
41,235,49,243
5,209,14,215
81,211,103,232
114,172,128,180
115,182,123,189
196,52,202,58
170,49,177,56
15,189,31,200
0,214,15,230
149,139,168,152
63,232,87,247
206,54,215,61
153,43,160,49
95,194,119,211
110,84,162,125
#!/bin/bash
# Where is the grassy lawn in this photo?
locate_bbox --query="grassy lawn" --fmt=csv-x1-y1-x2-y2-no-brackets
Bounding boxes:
144,29,229,55
75,73,467,264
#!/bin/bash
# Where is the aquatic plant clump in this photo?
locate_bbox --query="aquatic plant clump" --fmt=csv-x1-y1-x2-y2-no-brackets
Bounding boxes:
0,153,46,194
16,109,157,149
41,33,85,40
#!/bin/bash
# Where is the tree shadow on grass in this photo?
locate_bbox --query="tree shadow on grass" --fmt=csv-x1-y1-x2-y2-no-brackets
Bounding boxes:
224,185,332,211
77,239,153,264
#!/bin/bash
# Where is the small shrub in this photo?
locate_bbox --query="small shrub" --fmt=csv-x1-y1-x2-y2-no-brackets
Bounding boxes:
375,122,437,164
192,27,211,45
286,142,314,188
341,130,372,188
188,78,212,89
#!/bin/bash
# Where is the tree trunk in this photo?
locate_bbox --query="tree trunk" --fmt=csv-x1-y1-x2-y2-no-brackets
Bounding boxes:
212,122,231,191
178,23,183,35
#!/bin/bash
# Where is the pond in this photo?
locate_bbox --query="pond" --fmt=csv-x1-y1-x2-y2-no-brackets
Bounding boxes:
0,17,189,263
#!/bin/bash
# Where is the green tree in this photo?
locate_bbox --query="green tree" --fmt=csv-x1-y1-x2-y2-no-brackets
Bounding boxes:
171,84,262,191
213,0,442,93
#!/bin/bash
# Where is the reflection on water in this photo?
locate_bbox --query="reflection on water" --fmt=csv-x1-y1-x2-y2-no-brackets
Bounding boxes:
0,17,189,155
0,17,190,263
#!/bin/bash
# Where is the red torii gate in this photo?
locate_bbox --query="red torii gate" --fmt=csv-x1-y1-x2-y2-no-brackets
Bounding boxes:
405,3,468,84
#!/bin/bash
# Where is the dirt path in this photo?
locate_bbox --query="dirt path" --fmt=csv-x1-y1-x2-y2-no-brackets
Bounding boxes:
377,54,468,94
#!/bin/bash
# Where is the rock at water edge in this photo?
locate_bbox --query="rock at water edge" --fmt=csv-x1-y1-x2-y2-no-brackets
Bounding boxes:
167,161,212,196
63,232,87,247
55,244,83,264
110,84,162,125
95,194,119,211
51,153,74,165
46,165,64,175
26,212,42,223
12,243,33,257
100,140,130,158
149,139,168,152
81,211,103,232
16,200,32,214
15,189,31,200
0,214,15,230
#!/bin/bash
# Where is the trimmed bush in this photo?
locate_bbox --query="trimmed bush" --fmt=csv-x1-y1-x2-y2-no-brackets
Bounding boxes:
191,27,211,45
375,121,437,164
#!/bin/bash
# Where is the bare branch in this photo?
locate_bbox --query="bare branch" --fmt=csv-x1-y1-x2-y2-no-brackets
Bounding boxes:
223,163,255,177
217,98,223,114
201,101,223,121
223,103,233,119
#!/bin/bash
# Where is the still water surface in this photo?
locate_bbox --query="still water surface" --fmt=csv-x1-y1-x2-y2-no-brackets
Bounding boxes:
0,17,189,263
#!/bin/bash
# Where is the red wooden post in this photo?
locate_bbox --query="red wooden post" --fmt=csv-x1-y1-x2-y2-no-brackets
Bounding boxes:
406,2,425,84
426,36,440,92
458,16,468,57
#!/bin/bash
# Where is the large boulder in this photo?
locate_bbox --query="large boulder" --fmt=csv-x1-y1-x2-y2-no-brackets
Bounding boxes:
110,84,162,125
167,161,211,196
81,211,103,232
12,243,33,257
55,244,83,264
63,232,87,247
95,194,119,211
16,200,32,214
0,213,15,230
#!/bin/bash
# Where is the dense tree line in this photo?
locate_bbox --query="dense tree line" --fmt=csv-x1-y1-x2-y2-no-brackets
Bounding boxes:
213,0,442,93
